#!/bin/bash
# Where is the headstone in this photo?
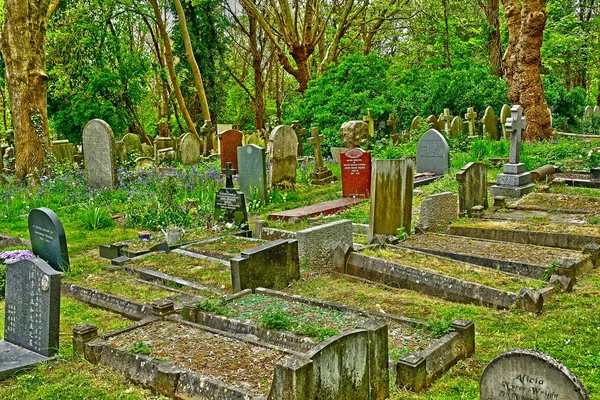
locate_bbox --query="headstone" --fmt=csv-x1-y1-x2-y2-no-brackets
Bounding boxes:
410,116,423,131
291,120,307,156
141,143,154,157
3,146,15,171
547,107,553,128
341,148,372,198
237,144,267,202
450,116,464,137
387,113,399,136
330,147,349,164
0,258,61,381
114,140,127,163
369,158,415,240
307,127,337,185
268,125,298,188
480,349,588,400
594,106,600,115
154,136,177,158
439,108,452,135
216,124,233,134
418,192,458,231
200,120,216,155
465,107,478,137
416,129,449,176
456,162,488,217
51,140,74,165
246,133,265,147
584,105,593,116
218,129,243,172
490,105,535,198
156,147,176,165
82,119,117,190
213,162,249,229
122,133,142,155
28,208,70,272
482,106,499,140
340,121,370,148
135,157,155,171
500,104,511,140
179,133,203,165
425,115,438,129
362,109,375,136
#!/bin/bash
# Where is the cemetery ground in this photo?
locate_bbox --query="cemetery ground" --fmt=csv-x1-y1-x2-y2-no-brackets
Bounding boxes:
2,137,600,398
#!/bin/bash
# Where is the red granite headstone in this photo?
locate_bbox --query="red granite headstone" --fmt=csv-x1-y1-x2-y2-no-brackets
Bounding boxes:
341,148,372,198
218,129,243,171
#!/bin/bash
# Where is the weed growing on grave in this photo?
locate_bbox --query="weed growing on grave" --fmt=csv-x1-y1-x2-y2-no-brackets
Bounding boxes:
424,320,454,339
543,261,560,281
79,204,114,230
260,305,294,330
194,299,230,315
128,342,152,355
396,228,410,241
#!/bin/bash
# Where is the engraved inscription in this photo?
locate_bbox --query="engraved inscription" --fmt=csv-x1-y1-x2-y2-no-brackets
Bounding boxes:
31,224,55,244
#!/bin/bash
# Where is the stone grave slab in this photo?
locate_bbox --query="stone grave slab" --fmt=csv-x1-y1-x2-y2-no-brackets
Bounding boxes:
51,140,74,165
416,129,449,176
341,148,371,197
237,144,267,202
28,207,70,272
82,119,117,189
480,349,588,399
218,129,243,171
268,197,365,221
418,192,458,231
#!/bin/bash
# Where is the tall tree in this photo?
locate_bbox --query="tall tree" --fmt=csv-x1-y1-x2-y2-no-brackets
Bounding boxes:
502,0,552,140
478,0,503,76
1,0,60,179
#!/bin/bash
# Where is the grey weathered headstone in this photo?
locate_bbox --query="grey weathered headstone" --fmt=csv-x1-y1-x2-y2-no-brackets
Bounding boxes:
456,162,488,217
179,133,202,165
584,105,593,116
51,140,74,165
465,107,478,137
418,192,458,231
214,163,249,229
480,349,588,400
594,106,600,115
1,258,61,381
141,143,154,157
291,120,307,156
154,136,177,158
369,158,415,240
156,147,176,165
135,157,155,171
114,140,127,163
268,125,298,188
500,104,511,140
340,121,370,148
82,119,117,190
416,129,449,176
122,133,142,155
450,116,464,137
28,208,70,272
482,106,499,140
237,144,267,202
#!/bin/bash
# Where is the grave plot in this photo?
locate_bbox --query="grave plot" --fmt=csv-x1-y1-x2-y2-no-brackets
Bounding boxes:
511,192,600,213
181,288,473,393
335,245,553,312
399,233,593,280
179,235,267,262
553,171,600,188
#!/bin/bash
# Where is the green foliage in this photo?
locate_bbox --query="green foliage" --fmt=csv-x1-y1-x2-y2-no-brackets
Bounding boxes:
425,320,454,339
260,306,294,331
543,76,587,132
194,299,229,315
294,324,339,342
127,342,151,356
79,204,114,230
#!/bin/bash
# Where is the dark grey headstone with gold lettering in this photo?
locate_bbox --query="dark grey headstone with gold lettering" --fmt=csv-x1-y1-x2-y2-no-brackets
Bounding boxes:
28,208,70,272
214,163,248,229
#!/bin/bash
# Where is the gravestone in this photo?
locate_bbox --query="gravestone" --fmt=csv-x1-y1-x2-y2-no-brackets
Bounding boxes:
154,136,177,158
450,116,464,137
218,129,243,171
237,144,267,202
482,106,499,140
439,108,452,135
0,258,61,381
114,140,127,163
330,147,350,164
200,120,216,155
500,104,511,139
28,208,70,272
425,115,438,129
416,129,449,176
214,163,249,229
480,349,588,400
594,106,600,115
307,127,337,185
341,148,372,198
141,143,154,157
268,125,298,188
82,119,117,190
410,116,423,131
362,109,375,136
490,105,535,198
548,107,553,128
369,158,415,240
156,147,176,165
51,140,74,165
122,133,142,155
246,133,265,147
418,192,458,231
465,108,478,137
584,105,593,116
340,121,370,148
456,162,488,217
135,157,154,171
217,124,233,134
387,113,399,136
179,133,203,165
291,120,307,156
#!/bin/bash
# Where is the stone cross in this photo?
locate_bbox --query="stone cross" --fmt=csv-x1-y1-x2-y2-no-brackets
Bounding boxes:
386,113,398,136
439,108,452,135
200,120,214,136
307,127,324,169
200,120,215,156
363,109,375,136
464,107,478,136
222,162,236,188
505,105,526,164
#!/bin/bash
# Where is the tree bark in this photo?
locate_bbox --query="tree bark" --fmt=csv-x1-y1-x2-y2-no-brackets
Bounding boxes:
1,0,53,179
478,0,503,76
502,0,552,140
248,13,265,130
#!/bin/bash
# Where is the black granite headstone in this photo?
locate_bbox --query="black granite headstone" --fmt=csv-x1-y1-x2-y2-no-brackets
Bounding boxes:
28,208,70,271
214,188,249,229
1,258,61,380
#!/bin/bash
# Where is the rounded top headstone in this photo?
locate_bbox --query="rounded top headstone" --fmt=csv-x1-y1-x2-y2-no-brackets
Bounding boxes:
480,349,588,400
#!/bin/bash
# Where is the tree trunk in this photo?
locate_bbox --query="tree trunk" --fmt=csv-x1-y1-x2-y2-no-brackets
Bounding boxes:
1,0,53,180
480,0,503,76
502,0,552,140
442,0,452,67
249,14,265,130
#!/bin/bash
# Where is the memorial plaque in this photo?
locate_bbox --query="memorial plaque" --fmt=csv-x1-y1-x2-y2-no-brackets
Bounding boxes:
237,144,267,202
341,148,372,198
480,349,588,400
28,208,70,272
218,129,243,171
416,129,449,176
4,258,61,357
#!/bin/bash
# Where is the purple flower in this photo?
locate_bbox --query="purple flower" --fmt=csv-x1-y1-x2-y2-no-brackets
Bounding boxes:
0,250,35,264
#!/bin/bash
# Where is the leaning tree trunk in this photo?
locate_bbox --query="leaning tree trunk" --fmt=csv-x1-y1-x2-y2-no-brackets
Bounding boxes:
1,0,53,180
483,0,503,76
502,0,552,140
